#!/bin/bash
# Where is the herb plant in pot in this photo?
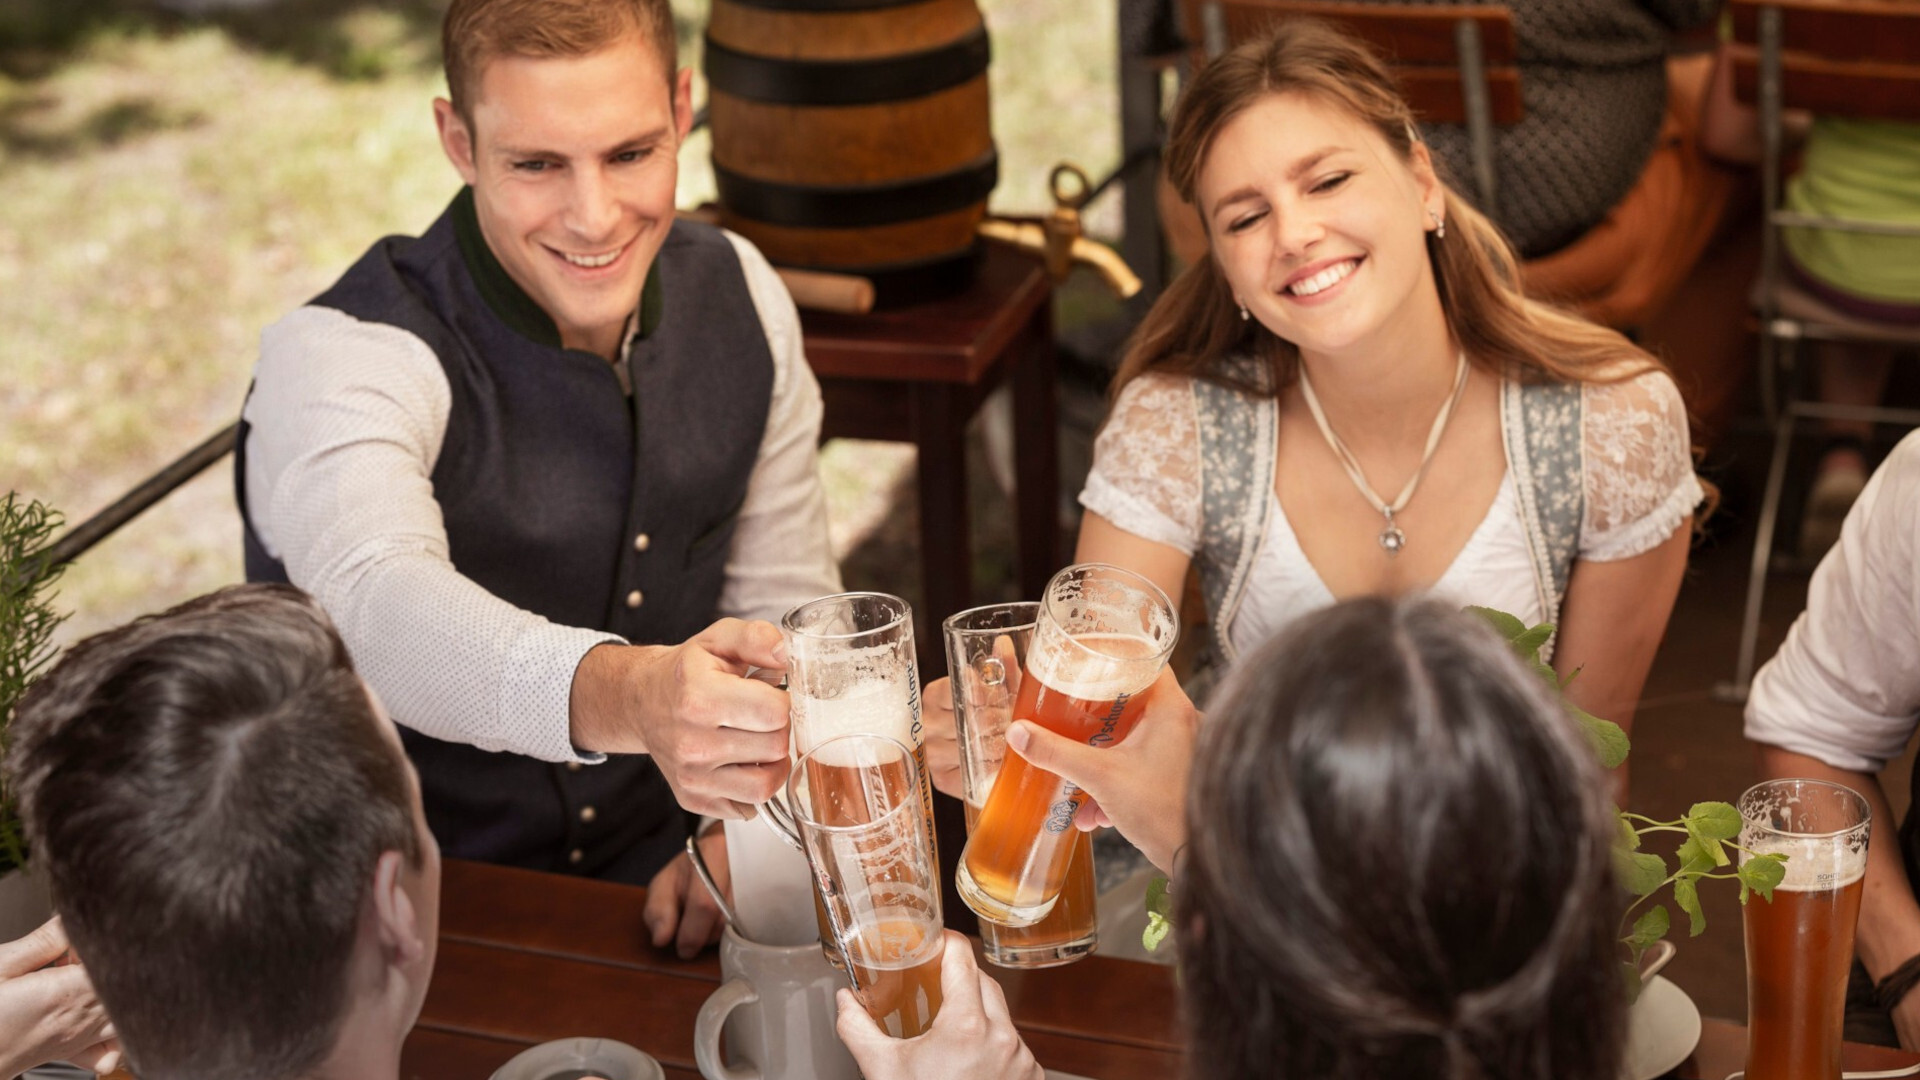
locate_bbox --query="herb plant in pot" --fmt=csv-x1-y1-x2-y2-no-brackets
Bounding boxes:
0,494,66,941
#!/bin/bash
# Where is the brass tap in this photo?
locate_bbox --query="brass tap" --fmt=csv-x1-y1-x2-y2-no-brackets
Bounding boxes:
979,163,1142,300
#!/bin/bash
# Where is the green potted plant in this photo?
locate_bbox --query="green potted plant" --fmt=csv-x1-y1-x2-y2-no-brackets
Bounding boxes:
0,493,67,940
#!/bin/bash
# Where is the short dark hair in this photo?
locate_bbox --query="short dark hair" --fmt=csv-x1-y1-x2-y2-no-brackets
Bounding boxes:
7,584,421,1080
1177,596,1624,1080
443,0,677,125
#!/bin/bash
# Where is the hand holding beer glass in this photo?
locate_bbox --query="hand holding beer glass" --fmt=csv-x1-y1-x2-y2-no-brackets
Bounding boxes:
955,564,1177,927
1740,778,1871,1080
789,733,946,1040
944,602,1099,967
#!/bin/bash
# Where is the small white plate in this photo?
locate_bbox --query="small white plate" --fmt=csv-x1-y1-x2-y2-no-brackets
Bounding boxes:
1624,975,1703,1080
488,1037,664,1080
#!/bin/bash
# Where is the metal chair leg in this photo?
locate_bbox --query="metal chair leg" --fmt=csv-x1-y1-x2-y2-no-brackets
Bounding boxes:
1715,403,1798,704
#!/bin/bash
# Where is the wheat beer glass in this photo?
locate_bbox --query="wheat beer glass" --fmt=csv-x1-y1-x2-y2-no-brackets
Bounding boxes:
789,733,946,1040
944,602,1099,966
774,593,929,961
1740,778,1871,1080
955,563,1177,927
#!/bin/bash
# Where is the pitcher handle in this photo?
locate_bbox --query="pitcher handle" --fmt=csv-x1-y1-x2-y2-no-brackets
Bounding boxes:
694,978,763,1080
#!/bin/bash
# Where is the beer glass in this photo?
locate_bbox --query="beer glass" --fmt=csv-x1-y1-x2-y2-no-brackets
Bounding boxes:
1740,778,1871,1080
769,593,929,962
955,563,1177,927
944,602,1098,967
789,733,946,1040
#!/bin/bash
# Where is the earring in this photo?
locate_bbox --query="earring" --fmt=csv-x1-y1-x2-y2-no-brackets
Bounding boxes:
1429,210,1446,240
1238,303,1250,321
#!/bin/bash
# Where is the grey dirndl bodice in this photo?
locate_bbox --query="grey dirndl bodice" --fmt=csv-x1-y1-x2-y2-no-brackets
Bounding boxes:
1189,363,1585,674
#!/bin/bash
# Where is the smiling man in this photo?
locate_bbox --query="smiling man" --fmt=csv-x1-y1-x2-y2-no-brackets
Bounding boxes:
235,0,840,954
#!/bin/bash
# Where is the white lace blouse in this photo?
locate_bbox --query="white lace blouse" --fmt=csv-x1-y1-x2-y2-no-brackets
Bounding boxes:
1080,369,1704,655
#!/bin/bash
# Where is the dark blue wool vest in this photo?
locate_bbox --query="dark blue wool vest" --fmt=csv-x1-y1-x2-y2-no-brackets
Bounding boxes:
237,191,775,884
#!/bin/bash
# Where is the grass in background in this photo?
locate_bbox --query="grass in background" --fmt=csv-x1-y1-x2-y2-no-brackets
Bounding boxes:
0,0,1123,642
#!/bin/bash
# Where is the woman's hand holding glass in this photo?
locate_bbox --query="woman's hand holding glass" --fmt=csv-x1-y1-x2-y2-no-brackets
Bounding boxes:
833,931,1042,1080
1004,667,1197,874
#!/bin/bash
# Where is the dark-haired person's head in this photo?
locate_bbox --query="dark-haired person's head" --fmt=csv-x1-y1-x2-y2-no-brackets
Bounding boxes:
1179,596,1623,1080
7,583,440,1080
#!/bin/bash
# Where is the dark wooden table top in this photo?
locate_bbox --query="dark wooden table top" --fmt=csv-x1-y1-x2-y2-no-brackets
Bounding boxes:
797,241,1051,385
401,859,1920,1080
401,858,1180,1080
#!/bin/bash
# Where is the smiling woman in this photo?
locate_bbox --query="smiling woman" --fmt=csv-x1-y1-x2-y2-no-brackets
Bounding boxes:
1075,19,1704,742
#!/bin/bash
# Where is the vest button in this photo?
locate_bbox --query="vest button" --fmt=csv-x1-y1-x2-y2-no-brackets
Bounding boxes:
580,805,597,824
634,533,651,552
569,848,585,865
626,590,643,609
566,761,583,773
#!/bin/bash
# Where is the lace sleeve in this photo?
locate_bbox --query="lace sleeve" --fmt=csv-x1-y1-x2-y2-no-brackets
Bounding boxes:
1078,373,1203,554
1580,369,1706,561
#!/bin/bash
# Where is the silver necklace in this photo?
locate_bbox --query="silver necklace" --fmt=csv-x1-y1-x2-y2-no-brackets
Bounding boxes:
1297,350,1470,558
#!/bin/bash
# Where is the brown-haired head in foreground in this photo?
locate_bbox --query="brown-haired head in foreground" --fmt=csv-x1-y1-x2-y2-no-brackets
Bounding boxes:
7,583,420,1080
1178,596,1624,1080
443,0,677,124
1115,17,1658,399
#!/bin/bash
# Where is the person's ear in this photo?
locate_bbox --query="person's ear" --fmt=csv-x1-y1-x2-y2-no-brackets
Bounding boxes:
434,98,479,187
371,850,427,967
1407,140,1443,222
673,67,695,144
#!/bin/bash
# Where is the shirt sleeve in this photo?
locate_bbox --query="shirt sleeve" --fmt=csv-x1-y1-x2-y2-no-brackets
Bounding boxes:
1746,432,1920,773
244,306,618,764
1578,368,1705,562
715,232,844,623
1077,373,1203,554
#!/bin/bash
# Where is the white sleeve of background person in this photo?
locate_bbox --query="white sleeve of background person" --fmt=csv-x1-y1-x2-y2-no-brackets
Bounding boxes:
245,306,617,764
1746,430,1920,773
715,230,844,624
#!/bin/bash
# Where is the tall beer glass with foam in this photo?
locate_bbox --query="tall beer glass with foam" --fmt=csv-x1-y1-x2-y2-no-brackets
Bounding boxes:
955,564,1177,927
774,593,927,961
944,602,1098,967
789,733,946,1039
1739,778,1871,1080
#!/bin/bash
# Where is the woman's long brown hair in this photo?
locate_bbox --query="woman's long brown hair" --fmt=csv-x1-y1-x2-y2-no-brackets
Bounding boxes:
1115,19,1663,399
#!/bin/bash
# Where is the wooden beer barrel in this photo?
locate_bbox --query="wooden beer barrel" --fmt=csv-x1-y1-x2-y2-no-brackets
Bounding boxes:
704,0,997,306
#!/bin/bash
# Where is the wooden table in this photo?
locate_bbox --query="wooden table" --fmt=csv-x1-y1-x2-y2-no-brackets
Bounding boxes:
401,859,1179,1080
799,241,1058,679
1679,1017,1920,1078
403,860,1920,1080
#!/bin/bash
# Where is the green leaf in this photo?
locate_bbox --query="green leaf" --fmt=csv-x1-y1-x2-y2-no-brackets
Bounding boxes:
1579,711,1631,770
1624,905,1671,949
1675,836,1719,876
1686,802,1741,841
1511,623,1555,658
1682,821,1732,868
1739,855,1789,904
1142,875,1173,953
1616,813,1641,852
1466,605,1528,641
1673,876,1707,937
1145,875,1172,918
1615,849,1669,898
1142,910,1172,952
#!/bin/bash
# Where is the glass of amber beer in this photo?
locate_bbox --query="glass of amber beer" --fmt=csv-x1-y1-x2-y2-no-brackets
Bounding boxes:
769,593,930,963
1740,778,1871,1080
789,732,946,1039
944,602,1098,967
955,564,1177,927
